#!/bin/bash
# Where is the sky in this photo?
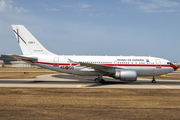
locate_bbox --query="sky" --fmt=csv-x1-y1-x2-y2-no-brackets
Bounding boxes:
0,0,180,62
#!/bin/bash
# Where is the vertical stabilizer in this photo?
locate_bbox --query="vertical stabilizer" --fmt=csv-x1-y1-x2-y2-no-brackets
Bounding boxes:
12,25,55,55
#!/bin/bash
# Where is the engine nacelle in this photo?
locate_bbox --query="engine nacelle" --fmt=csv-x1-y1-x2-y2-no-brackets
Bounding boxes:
113,71,137,81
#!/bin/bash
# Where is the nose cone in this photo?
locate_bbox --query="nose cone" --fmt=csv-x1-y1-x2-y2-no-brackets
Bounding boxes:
172,65,178,71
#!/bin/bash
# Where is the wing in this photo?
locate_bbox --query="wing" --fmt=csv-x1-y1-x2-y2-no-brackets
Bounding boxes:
5,54,37,62
78,62,119,73
68,59,124,73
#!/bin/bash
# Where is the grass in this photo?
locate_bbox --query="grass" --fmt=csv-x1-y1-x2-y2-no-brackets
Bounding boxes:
0,88,180,119
0,67,52,71
0,67,57,79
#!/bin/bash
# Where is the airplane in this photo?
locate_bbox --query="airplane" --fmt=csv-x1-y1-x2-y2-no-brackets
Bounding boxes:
6,25,177,84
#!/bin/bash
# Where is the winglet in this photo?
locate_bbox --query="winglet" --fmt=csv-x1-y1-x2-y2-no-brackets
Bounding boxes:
68,59,78,66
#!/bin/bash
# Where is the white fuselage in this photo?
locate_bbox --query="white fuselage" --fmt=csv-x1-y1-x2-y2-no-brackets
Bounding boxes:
30,54,177,77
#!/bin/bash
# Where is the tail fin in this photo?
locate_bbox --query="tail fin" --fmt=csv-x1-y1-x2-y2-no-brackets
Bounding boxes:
12,25,55,55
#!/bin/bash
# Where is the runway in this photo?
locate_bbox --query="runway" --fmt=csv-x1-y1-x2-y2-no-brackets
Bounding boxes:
0,73,180,89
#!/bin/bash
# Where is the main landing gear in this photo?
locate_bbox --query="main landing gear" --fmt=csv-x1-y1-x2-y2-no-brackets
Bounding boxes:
94,74,105,84
94,78,105,84
151,76,156,83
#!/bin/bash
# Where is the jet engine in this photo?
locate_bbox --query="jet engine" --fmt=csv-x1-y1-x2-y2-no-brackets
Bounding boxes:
111,70,137,81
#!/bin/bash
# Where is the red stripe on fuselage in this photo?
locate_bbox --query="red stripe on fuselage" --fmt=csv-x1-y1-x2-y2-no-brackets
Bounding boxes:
38,62,78,66
37,62,177,71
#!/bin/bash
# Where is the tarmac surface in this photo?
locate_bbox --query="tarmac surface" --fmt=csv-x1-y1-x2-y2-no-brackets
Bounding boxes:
0,73,180,89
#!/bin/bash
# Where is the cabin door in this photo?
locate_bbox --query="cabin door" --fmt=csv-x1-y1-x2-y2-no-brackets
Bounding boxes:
53,57,59,67
155,59,161,68
114,60,118,66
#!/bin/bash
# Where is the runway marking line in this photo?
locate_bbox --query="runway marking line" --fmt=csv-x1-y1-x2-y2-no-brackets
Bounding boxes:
74,75,82,81
75,75,83,78
160,85,173,89
161,74,166,76
76,84,82,88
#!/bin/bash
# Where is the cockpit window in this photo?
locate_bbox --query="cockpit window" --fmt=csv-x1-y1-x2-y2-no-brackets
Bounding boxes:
167,62,173,65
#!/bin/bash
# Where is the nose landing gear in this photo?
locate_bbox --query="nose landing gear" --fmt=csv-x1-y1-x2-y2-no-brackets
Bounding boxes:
151,76,156,83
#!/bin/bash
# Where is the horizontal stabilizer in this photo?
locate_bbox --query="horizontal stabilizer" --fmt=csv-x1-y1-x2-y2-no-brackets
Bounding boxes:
5,54,37,62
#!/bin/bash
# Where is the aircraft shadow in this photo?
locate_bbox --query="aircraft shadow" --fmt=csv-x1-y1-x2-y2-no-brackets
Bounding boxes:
0,79,180,86
1,74,180,85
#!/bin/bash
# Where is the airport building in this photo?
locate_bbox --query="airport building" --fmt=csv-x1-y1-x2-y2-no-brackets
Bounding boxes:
10,61,31,68
0,60,4,67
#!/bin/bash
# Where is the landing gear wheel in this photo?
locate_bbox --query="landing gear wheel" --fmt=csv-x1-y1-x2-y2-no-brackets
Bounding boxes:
152,76,157,83
151,80,156,83
101,79,105,84
94,78,100,84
